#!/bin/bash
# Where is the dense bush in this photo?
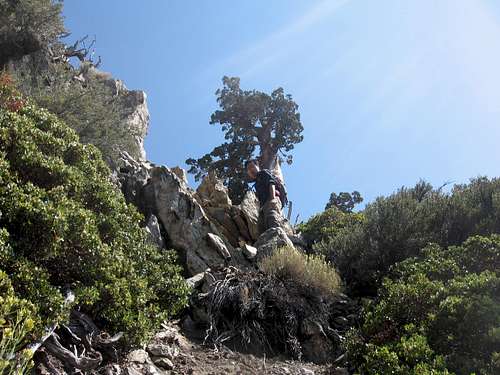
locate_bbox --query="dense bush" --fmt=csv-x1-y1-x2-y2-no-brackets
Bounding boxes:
12,62,144,162
0,0,64,66
297,207,364,247
345,235,500,374
309,180,500,295
1,0,144,162
0,267,37,375
0,76,189,349
260,246,341,298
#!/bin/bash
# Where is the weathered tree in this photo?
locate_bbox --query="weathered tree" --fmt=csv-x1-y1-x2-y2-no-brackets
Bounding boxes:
325,191,363,213
186,76,304,203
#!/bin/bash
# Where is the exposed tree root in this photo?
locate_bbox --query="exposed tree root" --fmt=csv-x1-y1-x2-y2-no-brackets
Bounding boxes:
194,268,337,363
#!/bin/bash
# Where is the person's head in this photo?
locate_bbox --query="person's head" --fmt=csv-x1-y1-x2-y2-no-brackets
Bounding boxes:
245,159,260,180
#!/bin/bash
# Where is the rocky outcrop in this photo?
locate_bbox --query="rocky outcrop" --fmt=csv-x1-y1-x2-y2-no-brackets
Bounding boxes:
254,227,295,262
147,166,250,275
194,171,260,247
114,152,300,277
82,66,150,160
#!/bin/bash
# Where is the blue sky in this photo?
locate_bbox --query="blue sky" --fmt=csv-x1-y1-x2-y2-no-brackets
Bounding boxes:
63,0,500,221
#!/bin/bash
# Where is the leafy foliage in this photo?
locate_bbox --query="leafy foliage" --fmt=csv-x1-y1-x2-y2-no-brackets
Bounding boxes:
260,246,341,298
0,268,37,375
12,62,142,161
308,179,500,295
346,235,500,375
186,76,303,203
0,0,65,66
0,76,189,346
325,191,363,212
297,207,364,247
1,0,144,162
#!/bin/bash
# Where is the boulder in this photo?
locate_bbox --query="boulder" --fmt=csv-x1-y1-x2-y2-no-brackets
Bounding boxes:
206,233,231,260
152,357,173,370
195,170,231,207
241,243,257,260
238,191,260,241
185,272,205,289
127,350,149,364
254,227,294,261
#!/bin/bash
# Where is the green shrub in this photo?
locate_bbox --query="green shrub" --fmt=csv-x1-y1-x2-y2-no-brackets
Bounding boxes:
346,235,500,375
260,246,341,297
310,179,500,295
0,77,189,346
297,207,364,247
0,0,65,66
0,268,37,375
11,62,144,162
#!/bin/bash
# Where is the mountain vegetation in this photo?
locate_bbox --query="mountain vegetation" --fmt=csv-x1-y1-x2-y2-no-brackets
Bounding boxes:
299,179,500,373
1,1,499,374
0,74,188,363
2,0,145,162
186,76,303,203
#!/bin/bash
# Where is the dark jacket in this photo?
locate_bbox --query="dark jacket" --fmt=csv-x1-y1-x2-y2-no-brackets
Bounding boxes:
254,169,276,204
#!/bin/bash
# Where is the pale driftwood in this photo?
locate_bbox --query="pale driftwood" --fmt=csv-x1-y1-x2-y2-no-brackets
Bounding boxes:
43,335,102,370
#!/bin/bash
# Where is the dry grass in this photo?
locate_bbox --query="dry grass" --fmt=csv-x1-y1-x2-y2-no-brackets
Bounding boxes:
260,246,342,297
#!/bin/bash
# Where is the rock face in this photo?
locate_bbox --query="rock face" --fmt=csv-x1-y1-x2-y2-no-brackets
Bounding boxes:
85,66,150,160
254,227,295,262
195,172,261,248
145,215,165,249
238,190,260,241
148,166,249,275
114,152,300,277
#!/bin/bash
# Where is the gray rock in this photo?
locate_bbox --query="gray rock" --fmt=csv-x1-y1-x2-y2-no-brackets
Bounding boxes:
145,215,165,249
333,367,349,375
171,166,188,185
127,349,149,364
85,67,149,160
254,227,294,262
124,366,143,375
238,191,260,241
201,271,216,293
195,171,232,207
206,233,231,260
152,357,173,370
148,166,249,275
300,318,334,364
301,368,315,375
334,316,349,327
241,243,257,260
147,342,176,358
145,364,164,375
185,272,205,289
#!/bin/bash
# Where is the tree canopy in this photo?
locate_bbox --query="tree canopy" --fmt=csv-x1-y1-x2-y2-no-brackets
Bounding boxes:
325,191,363,212
186,76,303,203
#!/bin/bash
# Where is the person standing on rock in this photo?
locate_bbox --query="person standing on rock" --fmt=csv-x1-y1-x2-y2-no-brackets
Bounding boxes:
245,159,286,232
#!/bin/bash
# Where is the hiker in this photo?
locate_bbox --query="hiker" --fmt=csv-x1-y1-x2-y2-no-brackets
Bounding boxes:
245,159,286,231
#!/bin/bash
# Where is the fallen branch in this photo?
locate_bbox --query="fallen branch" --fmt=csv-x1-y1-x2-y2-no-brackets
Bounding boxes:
43,334,102,371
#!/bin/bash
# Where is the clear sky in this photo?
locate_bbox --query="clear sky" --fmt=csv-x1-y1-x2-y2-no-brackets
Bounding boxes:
63,0,500,221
